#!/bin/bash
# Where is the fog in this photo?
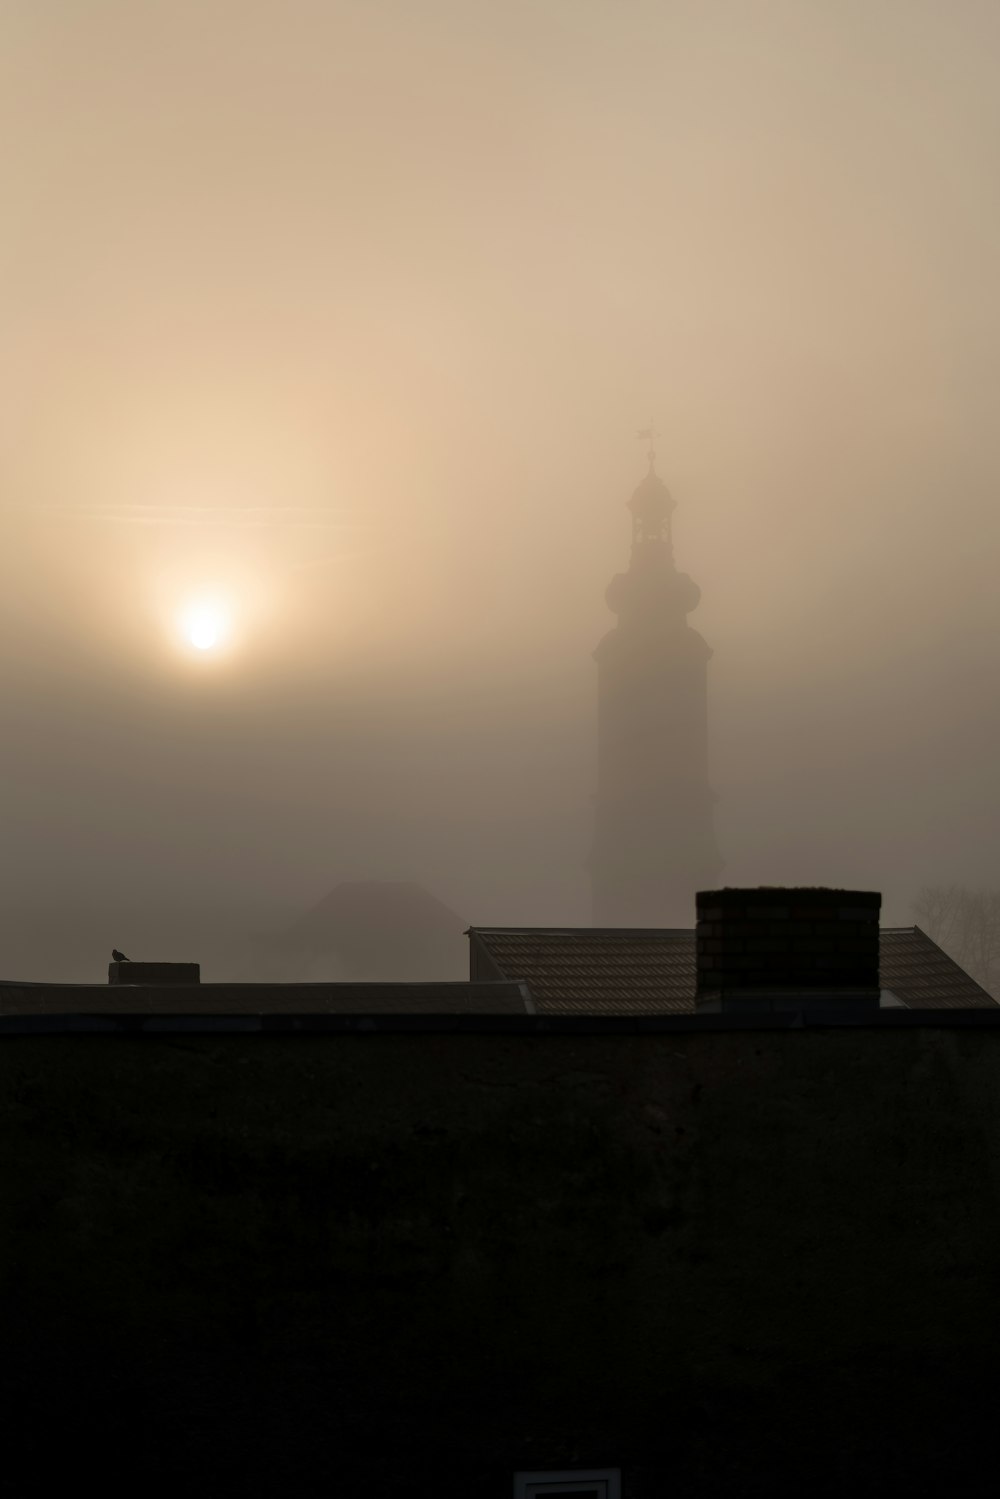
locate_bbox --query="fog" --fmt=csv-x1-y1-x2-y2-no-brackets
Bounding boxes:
2,1,999,979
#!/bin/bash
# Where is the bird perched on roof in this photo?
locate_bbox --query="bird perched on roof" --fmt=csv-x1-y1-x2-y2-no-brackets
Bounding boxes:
111,948,130,962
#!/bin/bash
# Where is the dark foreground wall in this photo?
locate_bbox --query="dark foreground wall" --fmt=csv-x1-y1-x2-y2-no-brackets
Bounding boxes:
3,1023,1000,1497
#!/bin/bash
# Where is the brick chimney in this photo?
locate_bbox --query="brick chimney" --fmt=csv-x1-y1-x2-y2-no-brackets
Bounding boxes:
695,888,880,1012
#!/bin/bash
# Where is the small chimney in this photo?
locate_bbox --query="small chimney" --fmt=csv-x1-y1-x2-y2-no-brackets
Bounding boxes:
695,888,880,1012
109,962,200,985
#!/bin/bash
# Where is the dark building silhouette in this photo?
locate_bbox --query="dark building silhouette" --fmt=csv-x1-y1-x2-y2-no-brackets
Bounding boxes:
2,893,999,1497
591,441,722,925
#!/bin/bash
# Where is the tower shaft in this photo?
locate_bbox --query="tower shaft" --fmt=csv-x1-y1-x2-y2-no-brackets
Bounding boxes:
591,454,721,926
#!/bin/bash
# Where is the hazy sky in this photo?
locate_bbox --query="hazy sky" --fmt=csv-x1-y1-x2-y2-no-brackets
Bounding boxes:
2,1,999,972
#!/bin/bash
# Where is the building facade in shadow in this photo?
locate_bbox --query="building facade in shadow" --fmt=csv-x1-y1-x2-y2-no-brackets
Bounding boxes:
591,442,722,925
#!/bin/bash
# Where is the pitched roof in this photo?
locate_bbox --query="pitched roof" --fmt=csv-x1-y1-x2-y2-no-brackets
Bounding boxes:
468,927,997,1013
878,928,997,1008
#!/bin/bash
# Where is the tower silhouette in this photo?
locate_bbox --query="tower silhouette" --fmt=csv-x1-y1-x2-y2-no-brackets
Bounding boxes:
591,439,722,925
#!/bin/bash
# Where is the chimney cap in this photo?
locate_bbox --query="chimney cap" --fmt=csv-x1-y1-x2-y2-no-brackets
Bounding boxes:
698,886,880,902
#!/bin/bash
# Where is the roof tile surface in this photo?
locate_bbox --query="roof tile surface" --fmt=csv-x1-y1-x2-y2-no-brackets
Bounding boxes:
469,927,996,1012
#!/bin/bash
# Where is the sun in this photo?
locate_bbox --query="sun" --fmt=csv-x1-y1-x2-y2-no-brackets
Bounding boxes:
182,601,228,653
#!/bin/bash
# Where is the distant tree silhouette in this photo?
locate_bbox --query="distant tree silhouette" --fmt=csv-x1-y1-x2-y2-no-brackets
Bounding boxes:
913,885,1000,998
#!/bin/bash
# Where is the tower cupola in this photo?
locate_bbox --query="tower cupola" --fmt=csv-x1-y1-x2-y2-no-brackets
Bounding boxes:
628,458,676,547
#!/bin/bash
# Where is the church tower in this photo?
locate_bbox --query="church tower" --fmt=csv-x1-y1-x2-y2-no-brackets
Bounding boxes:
591,440,722,926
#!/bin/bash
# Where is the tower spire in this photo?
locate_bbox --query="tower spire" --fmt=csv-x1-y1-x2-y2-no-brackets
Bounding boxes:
637,422,659,468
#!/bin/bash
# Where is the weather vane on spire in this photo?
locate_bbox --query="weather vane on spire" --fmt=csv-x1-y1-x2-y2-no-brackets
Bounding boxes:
637,422,659,466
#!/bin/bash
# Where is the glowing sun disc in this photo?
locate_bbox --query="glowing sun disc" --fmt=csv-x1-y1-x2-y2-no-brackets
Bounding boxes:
190,619,218,650
184,604,227,652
